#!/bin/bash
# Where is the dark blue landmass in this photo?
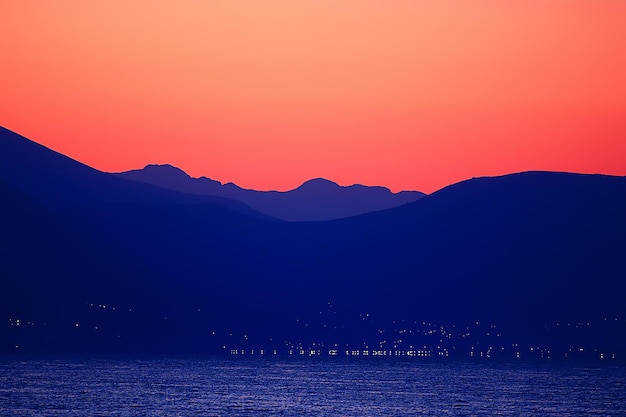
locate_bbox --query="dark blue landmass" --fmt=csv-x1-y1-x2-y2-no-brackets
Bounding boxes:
1,126,625,358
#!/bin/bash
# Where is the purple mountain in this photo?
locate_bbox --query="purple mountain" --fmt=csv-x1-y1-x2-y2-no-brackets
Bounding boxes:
3,124,626,354
114,164,425,221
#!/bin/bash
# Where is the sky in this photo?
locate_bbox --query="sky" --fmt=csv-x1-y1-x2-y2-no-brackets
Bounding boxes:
2,1,625,193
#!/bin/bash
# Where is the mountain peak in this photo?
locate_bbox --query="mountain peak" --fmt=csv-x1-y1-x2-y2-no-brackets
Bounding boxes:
116,164,224,194
297,178,340,190
137,164,191,180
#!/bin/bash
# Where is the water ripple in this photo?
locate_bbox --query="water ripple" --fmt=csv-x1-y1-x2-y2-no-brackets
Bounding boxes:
0,357,624,416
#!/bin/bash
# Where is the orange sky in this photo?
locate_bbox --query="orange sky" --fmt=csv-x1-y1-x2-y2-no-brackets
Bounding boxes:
2,1,625,193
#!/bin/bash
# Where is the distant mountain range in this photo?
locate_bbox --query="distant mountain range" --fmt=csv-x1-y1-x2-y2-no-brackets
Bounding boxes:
1,125,625,354
115,164,424,221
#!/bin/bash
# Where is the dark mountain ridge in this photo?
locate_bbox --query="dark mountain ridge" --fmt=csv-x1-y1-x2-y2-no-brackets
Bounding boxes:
116,164,424,221
0,127,273,219
1,126,625,354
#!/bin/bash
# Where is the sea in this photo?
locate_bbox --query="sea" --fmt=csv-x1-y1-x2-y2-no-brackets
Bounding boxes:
1,356,625,416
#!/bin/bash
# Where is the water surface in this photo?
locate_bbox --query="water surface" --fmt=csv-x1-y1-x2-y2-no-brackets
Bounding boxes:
1,356,624,416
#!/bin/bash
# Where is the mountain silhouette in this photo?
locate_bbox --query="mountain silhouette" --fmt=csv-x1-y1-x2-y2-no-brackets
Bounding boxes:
116,164,424,221
1,125,625,353
0,127,273,219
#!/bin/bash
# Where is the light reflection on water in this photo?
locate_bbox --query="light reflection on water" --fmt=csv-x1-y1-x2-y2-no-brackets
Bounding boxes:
1,356,625,416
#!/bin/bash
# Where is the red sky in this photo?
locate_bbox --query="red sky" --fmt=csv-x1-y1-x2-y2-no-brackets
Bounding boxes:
2,1,625,193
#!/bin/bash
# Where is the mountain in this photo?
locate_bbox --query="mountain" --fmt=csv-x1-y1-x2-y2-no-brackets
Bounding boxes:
1,126,625,354
115,164,425,221
0,127,273,219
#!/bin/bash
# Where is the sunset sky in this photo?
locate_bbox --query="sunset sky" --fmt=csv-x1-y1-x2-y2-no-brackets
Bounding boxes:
2,1,625,193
